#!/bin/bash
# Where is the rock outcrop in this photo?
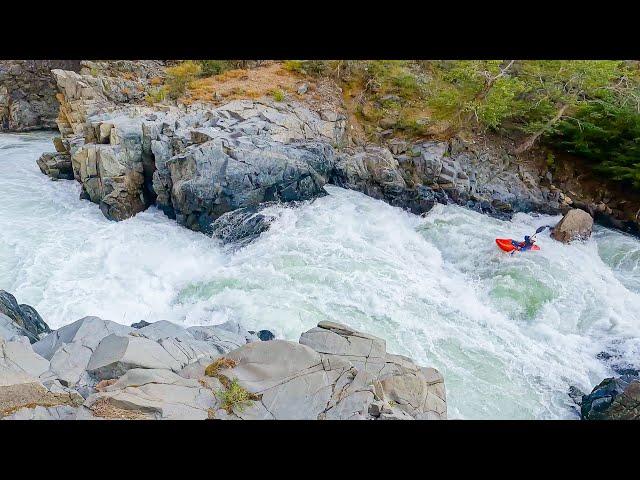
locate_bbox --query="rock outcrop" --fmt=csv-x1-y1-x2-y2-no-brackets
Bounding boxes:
36,61,637,243
581,375,640,420
0,60,81,131
551,208,594,243
36,152,74,180
0,301,446,420
0,290,51,342
37,61,555,235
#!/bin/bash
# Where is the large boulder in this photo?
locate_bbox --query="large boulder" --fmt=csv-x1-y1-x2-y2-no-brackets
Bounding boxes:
0,290,50,342
551,208,594,243
167,139,335,233
332,146,407,202
86,334,183,380
581,375,640,420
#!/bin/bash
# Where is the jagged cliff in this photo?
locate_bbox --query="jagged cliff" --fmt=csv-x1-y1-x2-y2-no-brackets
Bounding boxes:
32,60,640,240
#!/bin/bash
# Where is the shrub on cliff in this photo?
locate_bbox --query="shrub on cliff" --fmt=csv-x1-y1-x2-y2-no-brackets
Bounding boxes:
165,61,202,99
198,60,231,77
551,99,640,187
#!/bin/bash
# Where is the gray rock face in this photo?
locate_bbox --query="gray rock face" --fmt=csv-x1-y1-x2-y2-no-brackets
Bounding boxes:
0,60,81,132
3,404,79,420
0,290,50,342
167,138,334,233
300,320,386,378
43,63,347,226
551,208,594,243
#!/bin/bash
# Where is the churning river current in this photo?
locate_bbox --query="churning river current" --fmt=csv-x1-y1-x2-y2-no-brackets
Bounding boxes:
2,132,640,419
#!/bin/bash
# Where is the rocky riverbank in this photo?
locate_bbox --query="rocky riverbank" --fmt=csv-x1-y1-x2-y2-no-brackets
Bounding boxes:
0,60,80,132
0,290,446,420
26,60,639,245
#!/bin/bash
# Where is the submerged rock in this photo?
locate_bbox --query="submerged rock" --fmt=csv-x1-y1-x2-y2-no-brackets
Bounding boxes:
551,208,594,243
211,204,279,247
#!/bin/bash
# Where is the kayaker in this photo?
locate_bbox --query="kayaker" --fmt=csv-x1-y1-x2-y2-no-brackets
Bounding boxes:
511,234,537,252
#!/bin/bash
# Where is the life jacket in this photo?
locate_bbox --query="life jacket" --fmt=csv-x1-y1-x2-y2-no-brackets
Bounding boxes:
511,236,534,251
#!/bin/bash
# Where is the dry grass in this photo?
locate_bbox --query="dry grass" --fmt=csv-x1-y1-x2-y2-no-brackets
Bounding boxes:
204,357,237,379
90,398,149,420
182,63,311,106
95,379,118,392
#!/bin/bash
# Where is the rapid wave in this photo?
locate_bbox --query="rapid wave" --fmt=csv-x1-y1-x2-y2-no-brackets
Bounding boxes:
1,132,639,419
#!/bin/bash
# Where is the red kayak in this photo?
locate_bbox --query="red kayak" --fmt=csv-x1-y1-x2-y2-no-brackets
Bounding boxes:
496,238,540,252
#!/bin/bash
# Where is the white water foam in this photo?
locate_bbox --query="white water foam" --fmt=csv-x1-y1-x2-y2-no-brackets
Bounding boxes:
2,132,639,419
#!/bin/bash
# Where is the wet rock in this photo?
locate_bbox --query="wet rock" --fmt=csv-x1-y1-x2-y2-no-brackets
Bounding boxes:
211,204,278,247
568,385,585,406
36,152,74,180
581,375,640,420
551,208,594,243
0,290,50,342
168,139,335,233
257,330,276,341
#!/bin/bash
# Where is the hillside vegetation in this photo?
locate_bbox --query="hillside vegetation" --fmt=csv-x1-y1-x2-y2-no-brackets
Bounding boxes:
151,60,640,189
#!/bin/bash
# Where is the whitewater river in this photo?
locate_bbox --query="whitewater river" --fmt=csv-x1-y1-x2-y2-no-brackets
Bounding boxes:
2,132,640,419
